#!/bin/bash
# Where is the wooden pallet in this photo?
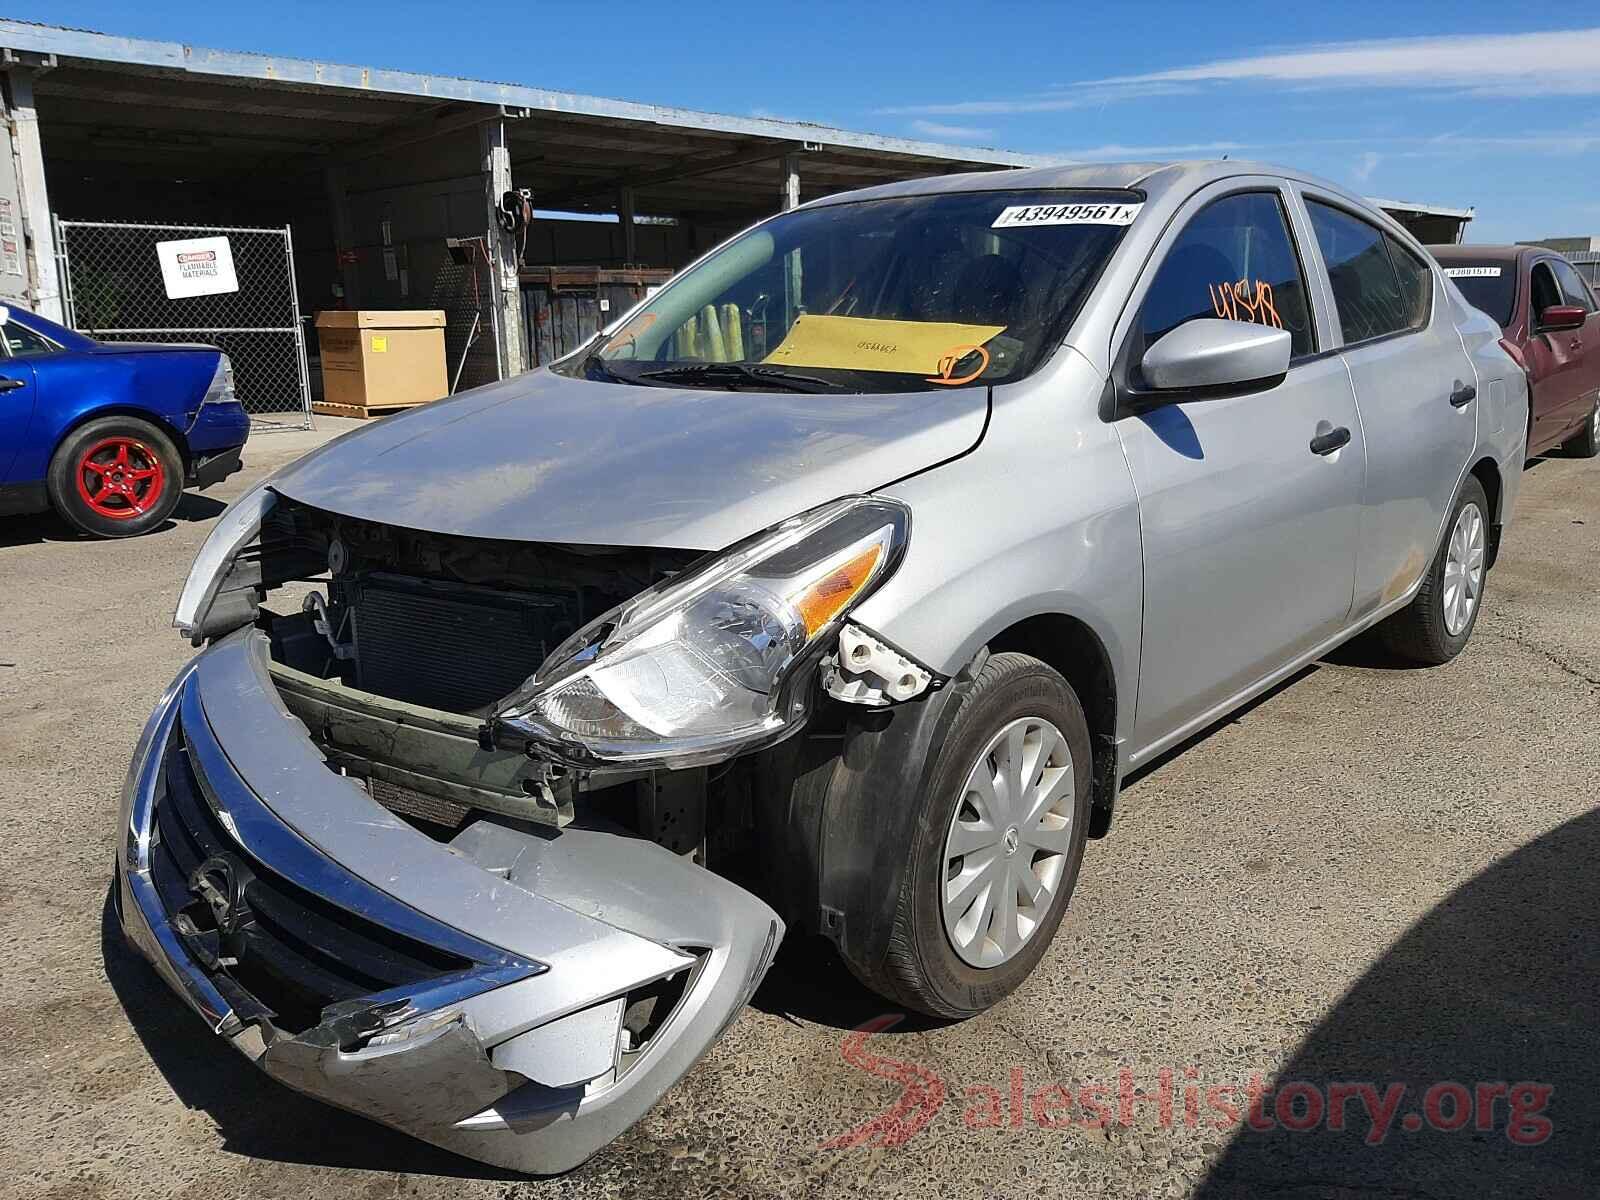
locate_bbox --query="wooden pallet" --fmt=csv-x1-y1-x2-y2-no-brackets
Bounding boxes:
311,398,435,420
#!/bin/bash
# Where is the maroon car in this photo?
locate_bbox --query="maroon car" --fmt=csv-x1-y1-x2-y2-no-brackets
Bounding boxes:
1430,244,1600,458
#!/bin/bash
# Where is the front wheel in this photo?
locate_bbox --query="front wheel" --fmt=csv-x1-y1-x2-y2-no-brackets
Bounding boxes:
1376,475,1490,665
842,652,1092,1018
1563,397,1600,459
47,416,184,538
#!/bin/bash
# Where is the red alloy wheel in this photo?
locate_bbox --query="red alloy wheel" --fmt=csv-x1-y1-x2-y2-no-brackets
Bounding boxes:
74,436,167,520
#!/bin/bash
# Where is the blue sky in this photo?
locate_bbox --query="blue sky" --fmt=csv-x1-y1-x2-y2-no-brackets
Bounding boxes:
22,2,1600,242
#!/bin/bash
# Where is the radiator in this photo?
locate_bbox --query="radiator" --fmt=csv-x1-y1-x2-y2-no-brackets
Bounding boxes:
349,572,583,714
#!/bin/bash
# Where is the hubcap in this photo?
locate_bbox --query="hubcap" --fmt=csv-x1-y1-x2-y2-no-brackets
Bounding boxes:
1442,501,1486,637
75,436,165,520
941,716,1075,969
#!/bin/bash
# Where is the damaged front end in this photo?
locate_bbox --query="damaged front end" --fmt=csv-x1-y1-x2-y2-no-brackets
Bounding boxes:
123,486,933,1173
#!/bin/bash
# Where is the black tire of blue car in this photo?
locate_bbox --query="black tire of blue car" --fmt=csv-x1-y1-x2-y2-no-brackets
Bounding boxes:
1563,397,1600,458
47,416,185,539
1377,474,1490,666
841,652,1092,1019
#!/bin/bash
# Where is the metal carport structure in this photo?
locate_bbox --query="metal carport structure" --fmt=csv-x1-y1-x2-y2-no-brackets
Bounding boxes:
0,19,1057,388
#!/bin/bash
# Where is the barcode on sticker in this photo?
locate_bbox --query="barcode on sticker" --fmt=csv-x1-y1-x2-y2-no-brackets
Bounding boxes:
993,202,1143,229
1444,266,1502,278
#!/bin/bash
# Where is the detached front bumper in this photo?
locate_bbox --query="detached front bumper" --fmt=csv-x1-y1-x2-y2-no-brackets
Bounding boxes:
116,629,783,1174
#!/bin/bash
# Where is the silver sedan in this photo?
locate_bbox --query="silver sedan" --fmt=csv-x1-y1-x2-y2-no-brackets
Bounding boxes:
119,160,1527,1173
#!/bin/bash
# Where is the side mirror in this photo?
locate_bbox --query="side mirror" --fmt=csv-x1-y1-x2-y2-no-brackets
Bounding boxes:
1538,304,1586,333
1139,318,1292,395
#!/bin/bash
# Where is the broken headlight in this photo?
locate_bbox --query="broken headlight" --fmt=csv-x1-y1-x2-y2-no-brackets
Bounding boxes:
493,496,909,767
173,481,275,643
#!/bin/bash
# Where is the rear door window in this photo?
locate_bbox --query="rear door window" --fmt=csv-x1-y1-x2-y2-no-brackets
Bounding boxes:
1135,190,1315,364
1,320,55,357
1306,201,1428,344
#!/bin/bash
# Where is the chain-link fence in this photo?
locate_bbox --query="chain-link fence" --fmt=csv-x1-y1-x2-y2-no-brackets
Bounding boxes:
53,218,312,430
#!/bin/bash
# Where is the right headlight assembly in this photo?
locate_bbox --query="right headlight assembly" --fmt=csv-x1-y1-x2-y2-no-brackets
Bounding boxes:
492,496,910,768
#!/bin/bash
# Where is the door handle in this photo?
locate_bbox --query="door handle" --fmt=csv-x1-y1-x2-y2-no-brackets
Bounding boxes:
1309,426,1351,456
1448,381,1477,407
0,377,25,392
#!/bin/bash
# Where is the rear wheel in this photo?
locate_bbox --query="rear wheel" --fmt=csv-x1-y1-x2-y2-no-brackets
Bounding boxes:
1376,476,1489,665
1563,396,1600,458
841,652,1092,1018
47,416,183,538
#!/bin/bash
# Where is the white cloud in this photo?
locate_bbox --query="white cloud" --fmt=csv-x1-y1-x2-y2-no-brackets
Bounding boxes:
1352,151,1381,182
878,29,1600,121
877,81,1191,116
1097,28,1600,96
908,119,996,141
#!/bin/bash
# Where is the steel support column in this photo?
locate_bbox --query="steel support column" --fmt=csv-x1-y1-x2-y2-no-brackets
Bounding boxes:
619,185,637,265
322,164,360,307
2,59,61,321
480,116,526,378
780,153,801,212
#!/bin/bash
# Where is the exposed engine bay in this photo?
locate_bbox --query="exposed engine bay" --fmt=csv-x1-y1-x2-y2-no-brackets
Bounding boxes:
217,494,782,869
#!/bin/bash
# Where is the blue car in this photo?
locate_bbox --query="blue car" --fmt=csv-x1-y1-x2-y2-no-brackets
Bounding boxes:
0,306,250,537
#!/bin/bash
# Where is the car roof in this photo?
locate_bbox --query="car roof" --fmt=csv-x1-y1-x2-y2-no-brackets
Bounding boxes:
801,158,1377,213
1427,244,1531,265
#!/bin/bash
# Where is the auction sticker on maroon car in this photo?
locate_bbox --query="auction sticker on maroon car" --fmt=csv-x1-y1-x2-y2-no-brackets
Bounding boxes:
992,202,1143,228
1443,266,1503,278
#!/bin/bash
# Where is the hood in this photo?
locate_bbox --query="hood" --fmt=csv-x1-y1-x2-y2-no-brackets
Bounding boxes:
269,368,988,550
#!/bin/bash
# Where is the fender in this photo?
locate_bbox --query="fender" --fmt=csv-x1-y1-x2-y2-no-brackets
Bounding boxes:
752,656,980,967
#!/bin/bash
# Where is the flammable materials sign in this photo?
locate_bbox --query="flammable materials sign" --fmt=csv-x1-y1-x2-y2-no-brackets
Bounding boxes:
156,236,240,299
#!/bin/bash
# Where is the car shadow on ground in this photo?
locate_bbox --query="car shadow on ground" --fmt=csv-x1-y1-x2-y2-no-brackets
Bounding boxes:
99,889,520,1181
0,492,226,548
751,934,949,1033
1194,807,1600,1197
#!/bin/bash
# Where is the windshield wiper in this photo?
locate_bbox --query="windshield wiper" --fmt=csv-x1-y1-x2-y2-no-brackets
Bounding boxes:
635,363,835,393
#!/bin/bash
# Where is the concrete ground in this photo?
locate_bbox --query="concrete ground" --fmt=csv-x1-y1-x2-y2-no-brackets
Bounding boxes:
1,422,1596,1199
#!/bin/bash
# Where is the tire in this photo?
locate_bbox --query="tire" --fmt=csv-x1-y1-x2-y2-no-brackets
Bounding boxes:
1377,475,1490,665
47,416,184,538
843,652,1092,1018
1562,396,1600,458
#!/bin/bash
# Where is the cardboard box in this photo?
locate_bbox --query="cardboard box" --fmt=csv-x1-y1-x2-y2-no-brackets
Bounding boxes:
315,309,448,412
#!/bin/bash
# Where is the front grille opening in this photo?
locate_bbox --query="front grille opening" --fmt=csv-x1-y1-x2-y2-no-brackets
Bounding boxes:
150,726,474,1034
255,497,699,717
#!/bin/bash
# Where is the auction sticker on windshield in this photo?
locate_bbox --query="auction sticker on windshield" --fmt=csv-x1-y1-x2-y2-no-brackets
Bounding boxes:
1443,266,1503,278
992,202,1143,229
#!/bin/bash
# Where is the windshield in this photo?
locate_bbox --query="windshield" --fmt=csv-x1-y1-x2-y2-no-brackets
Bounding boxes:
562,189,1141,394
1441,262,1517,328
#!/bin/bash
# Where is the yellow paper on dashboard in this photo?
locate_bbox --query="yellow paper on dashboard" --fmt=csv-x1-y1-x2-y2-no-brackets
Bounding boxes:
763,314,1005,375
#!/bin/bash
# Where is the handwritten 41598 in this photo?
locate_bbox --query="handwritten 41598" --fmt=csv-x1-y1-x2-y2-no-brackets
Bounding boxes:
1210,278,1284,329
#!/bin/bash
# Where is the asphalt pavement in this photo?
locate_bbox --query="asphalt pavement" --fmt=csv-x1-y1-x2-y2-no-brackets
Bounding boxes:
1,424,1595,1199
